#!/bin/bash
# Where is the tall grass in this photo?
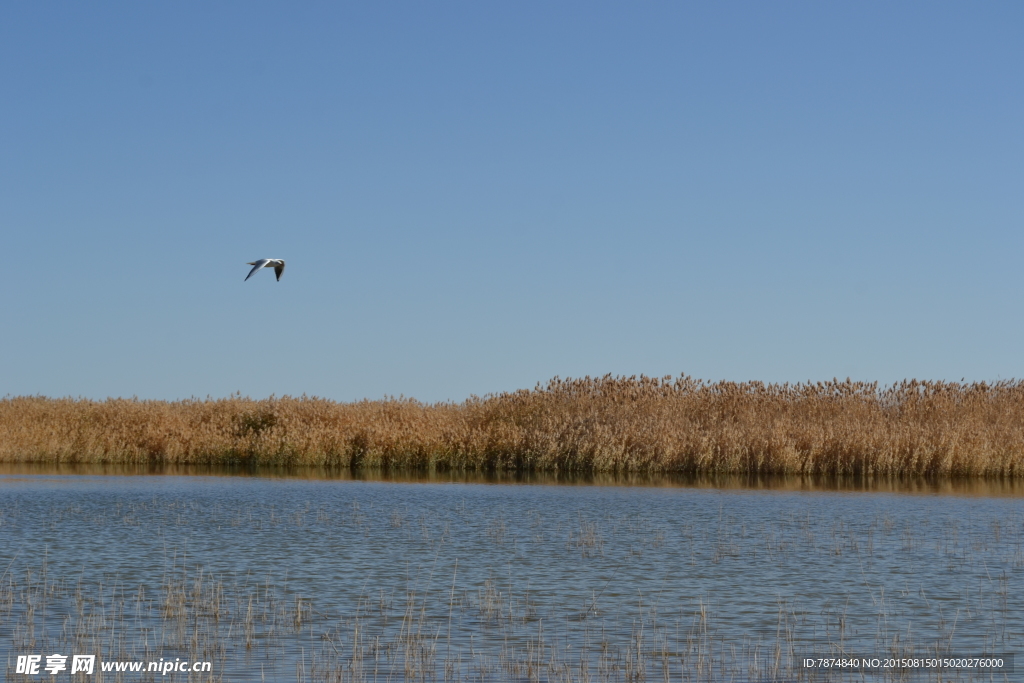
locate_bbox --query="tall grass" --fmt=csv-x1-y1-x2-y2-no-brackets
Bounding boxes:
3,375,1024,476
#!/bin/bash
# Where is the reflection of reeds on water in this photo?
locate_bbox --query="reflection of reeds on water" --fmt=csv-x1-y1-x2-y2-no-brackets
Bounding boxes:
4,376,1024,476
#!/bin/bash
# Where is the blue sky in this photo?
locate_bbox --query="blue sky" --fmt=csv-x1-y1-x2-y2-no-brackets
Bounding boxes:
2,2,1022,402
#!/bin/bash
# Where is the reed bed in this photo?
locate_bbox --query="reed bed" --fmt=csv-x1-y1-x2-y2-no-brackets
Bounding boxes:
3,375,1024,476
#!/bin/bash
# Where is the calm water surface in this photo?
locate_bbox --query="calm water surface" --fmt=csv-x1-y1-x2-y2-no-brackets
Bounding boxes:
1,473,1021,682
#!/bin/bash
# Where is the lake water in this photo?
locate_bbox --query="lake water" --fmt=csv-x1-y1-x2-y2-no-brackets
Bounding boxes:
1,471,1021,682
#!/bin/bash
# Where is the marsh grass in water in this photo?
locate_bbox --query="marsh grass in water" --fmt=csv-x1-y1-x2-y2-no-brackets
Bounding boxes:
4,376,1024,476
1,477,1021,682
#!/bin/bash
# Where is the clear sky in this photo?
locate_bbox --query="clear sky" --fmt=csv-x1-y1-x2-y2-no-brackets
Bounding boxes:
2,2,1022,402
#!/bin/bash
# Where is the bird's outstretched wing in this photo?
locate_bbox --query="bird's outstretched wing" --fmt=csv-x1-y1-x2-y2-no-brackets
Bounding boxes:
274,261,285,281
245,259,270,281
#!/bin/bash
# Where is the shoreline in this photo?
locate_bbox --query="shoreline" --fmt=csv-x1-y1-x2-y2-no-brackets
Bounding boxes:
3,462,1024,497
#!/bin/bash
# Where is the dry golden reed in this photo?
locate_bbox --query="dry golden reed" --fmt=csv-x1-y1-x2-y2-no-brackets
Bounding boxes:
3,375,1024,476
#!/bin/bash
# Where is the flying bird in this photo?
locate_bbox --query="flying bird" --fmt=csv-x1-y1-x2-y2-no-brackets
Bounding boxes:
245,259,286,281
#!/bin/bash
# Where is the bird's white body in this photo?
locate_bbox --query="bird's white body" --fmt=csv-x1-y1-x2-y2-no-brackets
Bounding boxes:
245,259,286,281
